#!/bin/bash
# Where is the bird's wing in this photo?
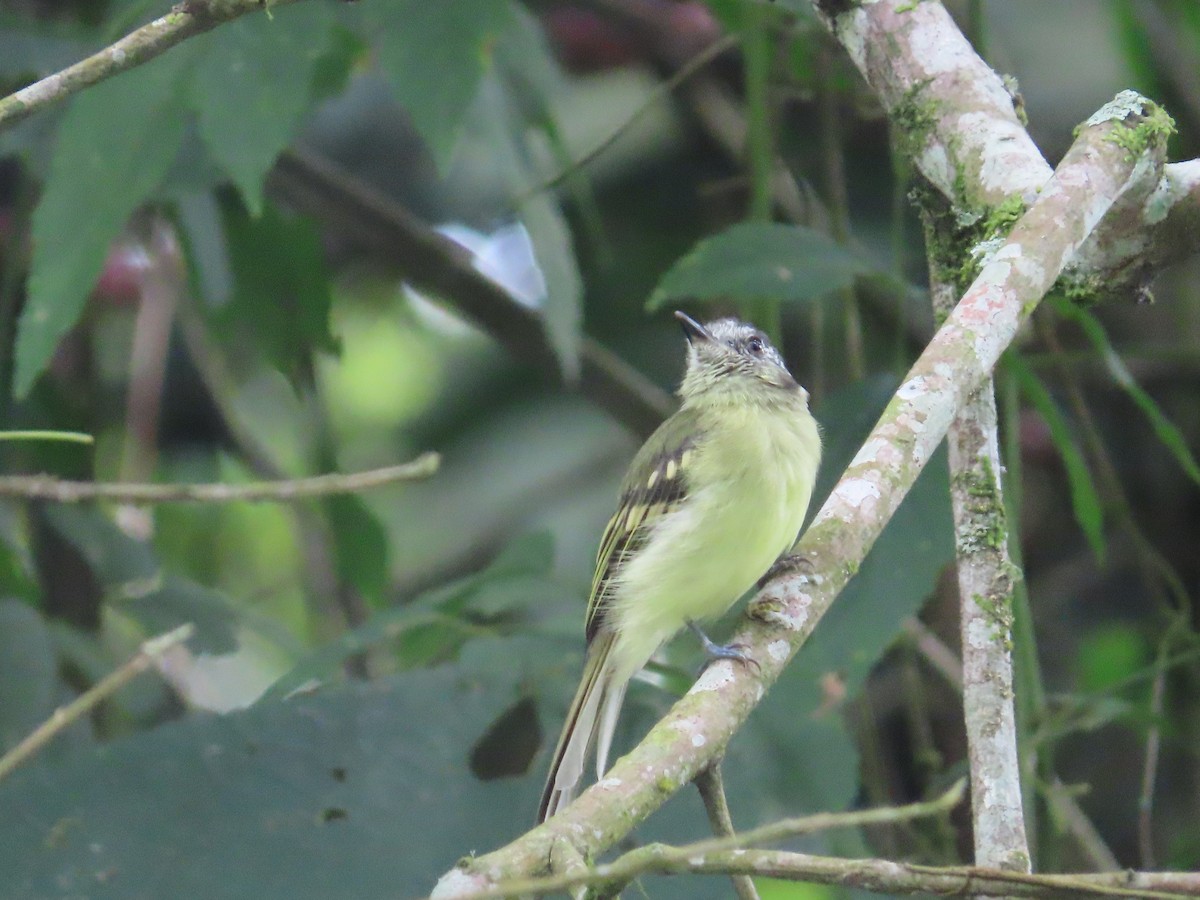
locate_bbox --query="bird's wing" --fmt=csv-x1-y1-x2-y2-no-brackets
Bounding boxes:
584,408,701,643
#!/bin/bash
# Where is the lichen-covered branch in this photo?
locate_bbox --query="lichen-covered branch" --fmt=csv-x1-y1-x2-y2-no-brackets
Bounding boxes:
927,231,1029,878
811,0,1195,300
436,781,967,899
446,853,1196,900
431,95,1168,898
0,0,302,131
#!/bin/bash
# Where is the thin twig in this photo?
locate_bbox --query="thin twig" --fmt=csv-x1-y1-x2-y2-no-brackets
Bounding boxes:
0,453,439,503
586,856,1195,900
0,623,194,782
1139,637,1170,869
439,781,966,900
903,618,963,688
694,762,760,900
0,430,94,444
0,0,302,131
517,33,739,203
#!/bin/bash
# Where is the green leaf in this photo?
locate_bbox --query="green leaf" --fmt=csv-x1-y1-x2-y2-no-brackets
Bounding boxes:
16,51,192,397
217,200,340,385
263,532,558,699
324,495,389,610
364,0,514,169
1009,355,1107,563
40,507,244,654
190,2,335,214
1077,623,1150,693
1058,302,1200,487
176,190,233,309
470,72,583,380
647,222,872,310
0,663,532,899
519,192,583,383
118,576,240,655
0,599,56,752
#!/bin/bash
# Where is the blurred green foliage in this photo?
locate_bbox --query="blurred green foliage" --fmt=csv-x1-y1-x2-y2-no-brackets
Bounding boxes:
0,1,1197,898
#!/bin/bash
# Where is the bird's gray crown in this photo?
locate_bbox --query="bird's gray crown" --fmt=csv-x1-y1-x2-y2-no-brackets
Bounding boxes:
676,312,800,399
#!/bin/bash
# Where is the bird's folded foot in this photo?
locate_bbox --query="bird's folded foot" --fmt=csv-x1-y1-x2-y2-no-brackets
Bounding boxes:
758,552,813,589
688,620,759,673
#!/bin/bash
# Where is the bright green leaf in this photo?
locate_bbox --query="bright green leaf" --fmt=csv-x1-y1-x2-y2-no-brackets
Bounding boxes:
191,3,335,214
364,0,514,169
1009,355,1107,563
1077,623,1149,693
16,52,192,396
647,222,872,310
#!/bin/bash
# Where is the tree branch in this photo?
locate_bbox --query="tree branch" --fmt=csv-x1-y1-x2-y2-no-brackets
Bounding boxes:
0,453,439,503
434,780,966,899
432,94,1169,896
267,148,674,438
0,0,302,131
811,0,1198,300
695,763,760,900
926,213,1030,878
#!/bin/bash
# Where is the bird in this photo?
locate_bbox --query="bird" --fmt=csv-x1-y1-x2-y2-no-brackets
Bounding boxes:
538,310,822,823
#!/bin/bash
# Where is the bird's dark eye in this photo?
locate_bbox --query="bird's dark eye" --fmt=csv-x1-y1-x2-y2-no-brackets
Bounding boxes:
746,335,765,356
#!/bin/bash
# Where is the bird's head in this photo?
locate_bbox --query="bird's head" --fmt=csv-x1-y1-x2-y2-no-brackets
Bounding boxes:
674,310,803,406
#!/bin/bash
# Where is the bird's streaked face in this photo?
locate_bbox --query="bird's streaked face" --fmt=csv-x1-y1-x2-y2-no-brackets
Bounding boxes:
675,311,801,403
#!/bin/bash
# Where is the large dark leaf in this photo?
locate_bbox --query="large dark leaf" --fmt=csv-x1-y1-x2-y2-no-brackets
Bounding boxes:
0,659,530,899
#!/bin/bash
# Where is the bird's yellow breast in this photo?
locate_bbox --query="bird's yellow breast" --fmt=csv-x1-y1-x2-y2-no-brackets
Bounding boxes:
607,399,820,684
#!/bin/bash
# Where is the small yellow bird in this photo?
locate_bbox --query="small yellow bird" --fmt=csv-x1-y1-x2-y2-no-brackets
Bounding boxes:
538,311,822,822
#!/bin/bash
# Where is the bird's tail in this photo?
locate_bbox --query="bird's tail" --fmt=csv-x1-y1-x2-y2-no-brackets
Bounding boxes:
537,631,628,823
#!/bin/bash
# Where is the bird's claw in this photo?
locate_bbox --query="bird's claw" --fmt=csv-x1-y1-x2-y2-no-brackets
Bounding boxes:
758,553,814,588
688,620,759,674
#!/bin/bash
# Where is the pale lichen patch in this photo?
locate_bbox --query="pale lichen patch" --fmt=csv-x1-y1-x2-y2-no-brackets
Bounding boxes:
691,661,735,692
767,639,790,662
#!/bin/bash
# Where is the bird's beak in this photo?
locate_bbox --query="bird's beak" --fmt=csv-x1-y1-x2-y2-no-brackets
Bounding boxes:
674,310,711,343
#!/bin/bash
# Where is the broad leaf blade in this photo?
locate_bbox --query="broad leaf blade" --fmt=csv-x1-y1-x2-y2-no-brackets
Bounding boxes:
0,599,56,752
647,222,872,310
191,3,335,215
364,0,514,169
0,663,531,899
16,52,192,396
